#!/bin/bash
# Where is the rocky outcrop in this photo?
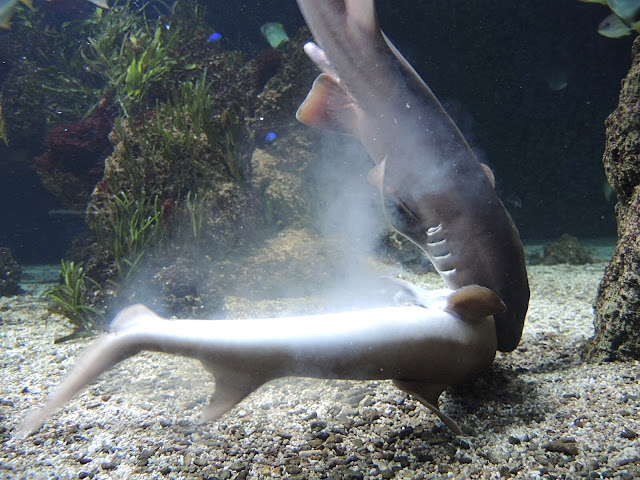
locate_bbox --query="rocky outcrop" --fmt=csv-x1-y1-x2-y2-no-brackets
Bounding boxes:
528,234,594,266
584,38,640,362
0,247,22,296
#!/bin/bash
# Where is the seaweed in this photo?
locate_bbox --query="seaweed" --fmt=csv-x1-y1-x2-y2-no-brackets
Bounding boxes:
182,191,210,239
80,0,197,116
93,190,164,281
43,260,104,343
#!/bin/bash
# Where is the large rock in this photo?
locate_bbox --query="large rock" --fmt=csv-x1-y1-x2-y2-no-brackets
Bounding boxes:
584,38,640,362
0,247,22,296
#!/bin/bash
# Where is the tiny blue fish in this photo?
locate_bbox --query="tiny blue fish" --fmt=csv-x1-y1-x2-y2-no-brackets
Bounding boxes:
264,131,277,143
207,32,222,42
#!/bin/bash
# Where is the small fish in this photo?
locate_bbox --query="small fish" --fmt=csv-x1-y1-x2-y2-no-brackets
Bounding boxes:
264,131,277,143
260,22,289,48
1,0,108,30
606,0,640,22
207,32,221,43
545,68,569,91
598,12,640,37
581,0,640,36
0,0,33,30
86,0,109,9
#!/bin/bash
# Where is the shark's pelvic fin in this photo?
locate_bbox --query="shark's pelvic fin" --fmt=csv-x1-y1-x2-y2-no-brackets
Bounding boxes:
392,380,462,435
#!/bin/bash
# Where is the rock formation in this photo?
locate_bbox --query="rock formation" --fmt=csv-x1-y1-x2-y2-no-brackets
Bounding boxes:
584,38,640,362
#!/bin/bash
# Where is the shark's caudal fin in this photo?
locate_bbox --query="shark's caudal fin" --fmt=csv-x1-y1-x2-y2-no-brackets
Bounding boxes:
15,305,158,438
15,334,141,438
16,304,270,437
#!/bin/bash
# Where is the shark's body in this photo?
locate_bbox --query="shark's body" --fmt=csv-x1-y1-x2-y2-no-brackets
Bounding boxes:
17,0,528,439
18,283,504,437
296,0,529,352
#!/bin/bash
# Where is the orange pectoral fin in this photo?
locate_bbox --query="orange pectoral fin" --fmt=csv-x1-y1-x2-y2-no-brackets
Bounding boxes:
296,73,359,136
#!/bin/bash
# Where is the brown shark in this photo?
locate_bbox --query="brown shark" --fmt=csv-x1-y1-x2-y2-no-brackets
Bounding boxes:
296,0,529,352
16,0,526,440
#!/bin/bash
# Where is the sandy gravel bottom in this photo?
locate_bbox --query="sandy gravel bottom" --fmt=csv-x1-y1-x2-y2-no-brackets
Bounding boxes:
0,262,639,480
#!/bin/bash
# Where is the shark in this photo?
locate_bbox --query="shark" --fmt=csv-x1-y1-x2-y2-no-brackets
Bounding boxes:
16,0,529,438
17,281,504,438
295,0,529,353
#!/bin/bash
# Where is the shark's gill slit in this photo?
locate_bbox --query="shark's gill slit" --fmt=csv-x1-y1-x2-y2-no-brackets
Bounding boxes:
426,238,449,257
427,224,443,235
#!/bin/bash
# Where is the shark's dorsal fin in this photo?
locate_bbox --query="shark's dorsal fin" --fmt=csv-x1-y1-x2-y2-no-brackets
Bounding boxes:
446,285,506,321
392,380,462,435
296,73,358,136
367,159,386,191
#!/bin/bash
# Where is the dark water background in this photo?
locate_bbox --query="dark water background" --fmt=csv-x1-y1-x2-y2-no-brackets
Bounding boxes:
0,0,630,263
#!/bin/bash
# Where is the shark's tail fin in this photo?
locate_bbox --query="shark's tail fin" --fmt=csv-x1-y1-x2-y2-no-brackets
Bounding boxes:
15,306,150,439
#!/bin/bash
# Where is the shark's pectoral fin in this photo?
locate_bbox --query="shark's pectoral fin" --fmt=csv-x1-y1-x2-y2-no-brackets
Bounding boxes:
200,365,267,422
296,73,359,136
392,380,462,435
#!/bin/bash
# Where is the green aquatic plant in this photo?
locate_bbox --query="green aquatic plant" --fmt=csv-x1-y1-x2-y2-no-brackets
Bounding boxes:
117,70,244,194
167,70,215,140
149,70,214,173
81,0,196,116
159,70,255,183
217,108,246,182
123,24,196,104
94,191,164,281
182,191,210,239
43,260,103,343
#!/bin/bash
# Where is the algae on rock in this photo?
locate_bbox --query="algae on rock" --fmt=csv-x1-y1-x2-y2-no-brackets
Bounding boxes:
584,37,640,362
